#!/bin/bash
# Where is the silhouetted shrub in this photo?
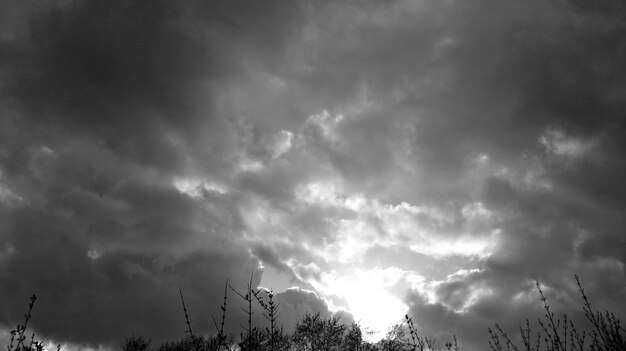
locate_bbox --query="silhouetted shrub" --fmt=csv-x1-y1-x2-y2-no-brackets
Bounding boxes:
489,275,625,351
122,335,152,351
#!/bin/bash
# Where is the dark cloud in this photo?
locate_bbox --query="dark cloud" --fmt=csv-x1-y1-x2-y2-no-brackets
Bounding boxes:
274,287,333,327
9,2,215,166
1,0,626,350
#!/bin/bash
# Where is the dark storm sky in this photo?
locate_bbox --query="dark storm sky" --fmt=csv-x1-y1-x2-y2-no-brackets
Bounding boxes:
1,1,625,350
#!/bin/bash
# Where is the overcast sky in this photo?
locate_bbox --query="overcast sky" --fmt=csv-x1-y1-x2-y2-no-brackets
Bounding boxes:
1,0,625,350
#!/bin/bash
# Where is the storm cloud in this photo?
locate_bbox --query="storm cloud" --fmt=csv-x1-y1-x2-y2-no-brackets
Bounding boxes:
1,1,625,350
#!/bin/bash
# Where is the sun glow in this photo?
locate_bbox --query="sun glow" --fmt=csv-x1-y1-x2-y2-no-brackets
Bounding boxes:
316,268,408,341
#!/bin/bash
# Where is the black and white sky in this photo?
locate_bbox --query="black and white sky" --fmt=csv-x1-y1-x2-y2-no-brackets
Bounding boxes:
1,0,625,350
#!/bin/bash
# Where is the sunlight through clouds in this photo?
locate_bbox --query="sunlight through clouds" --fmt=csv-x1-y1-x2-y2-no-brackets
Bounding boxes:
314,268,409,340
1,0,625,350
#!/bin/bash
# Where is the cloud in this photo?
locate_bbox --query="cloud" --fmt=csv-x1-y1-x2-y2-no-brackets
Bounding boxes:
273,287,335,327
1,0,625,350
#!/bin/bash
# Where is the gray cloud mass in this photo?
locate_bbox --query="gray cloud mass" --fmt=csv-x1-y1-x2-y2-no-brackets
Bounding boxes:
1,0,625,350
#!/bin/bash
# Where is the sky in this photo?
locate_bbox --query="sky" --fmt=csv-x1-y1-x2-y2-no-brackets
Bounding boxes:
0,0,625,350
